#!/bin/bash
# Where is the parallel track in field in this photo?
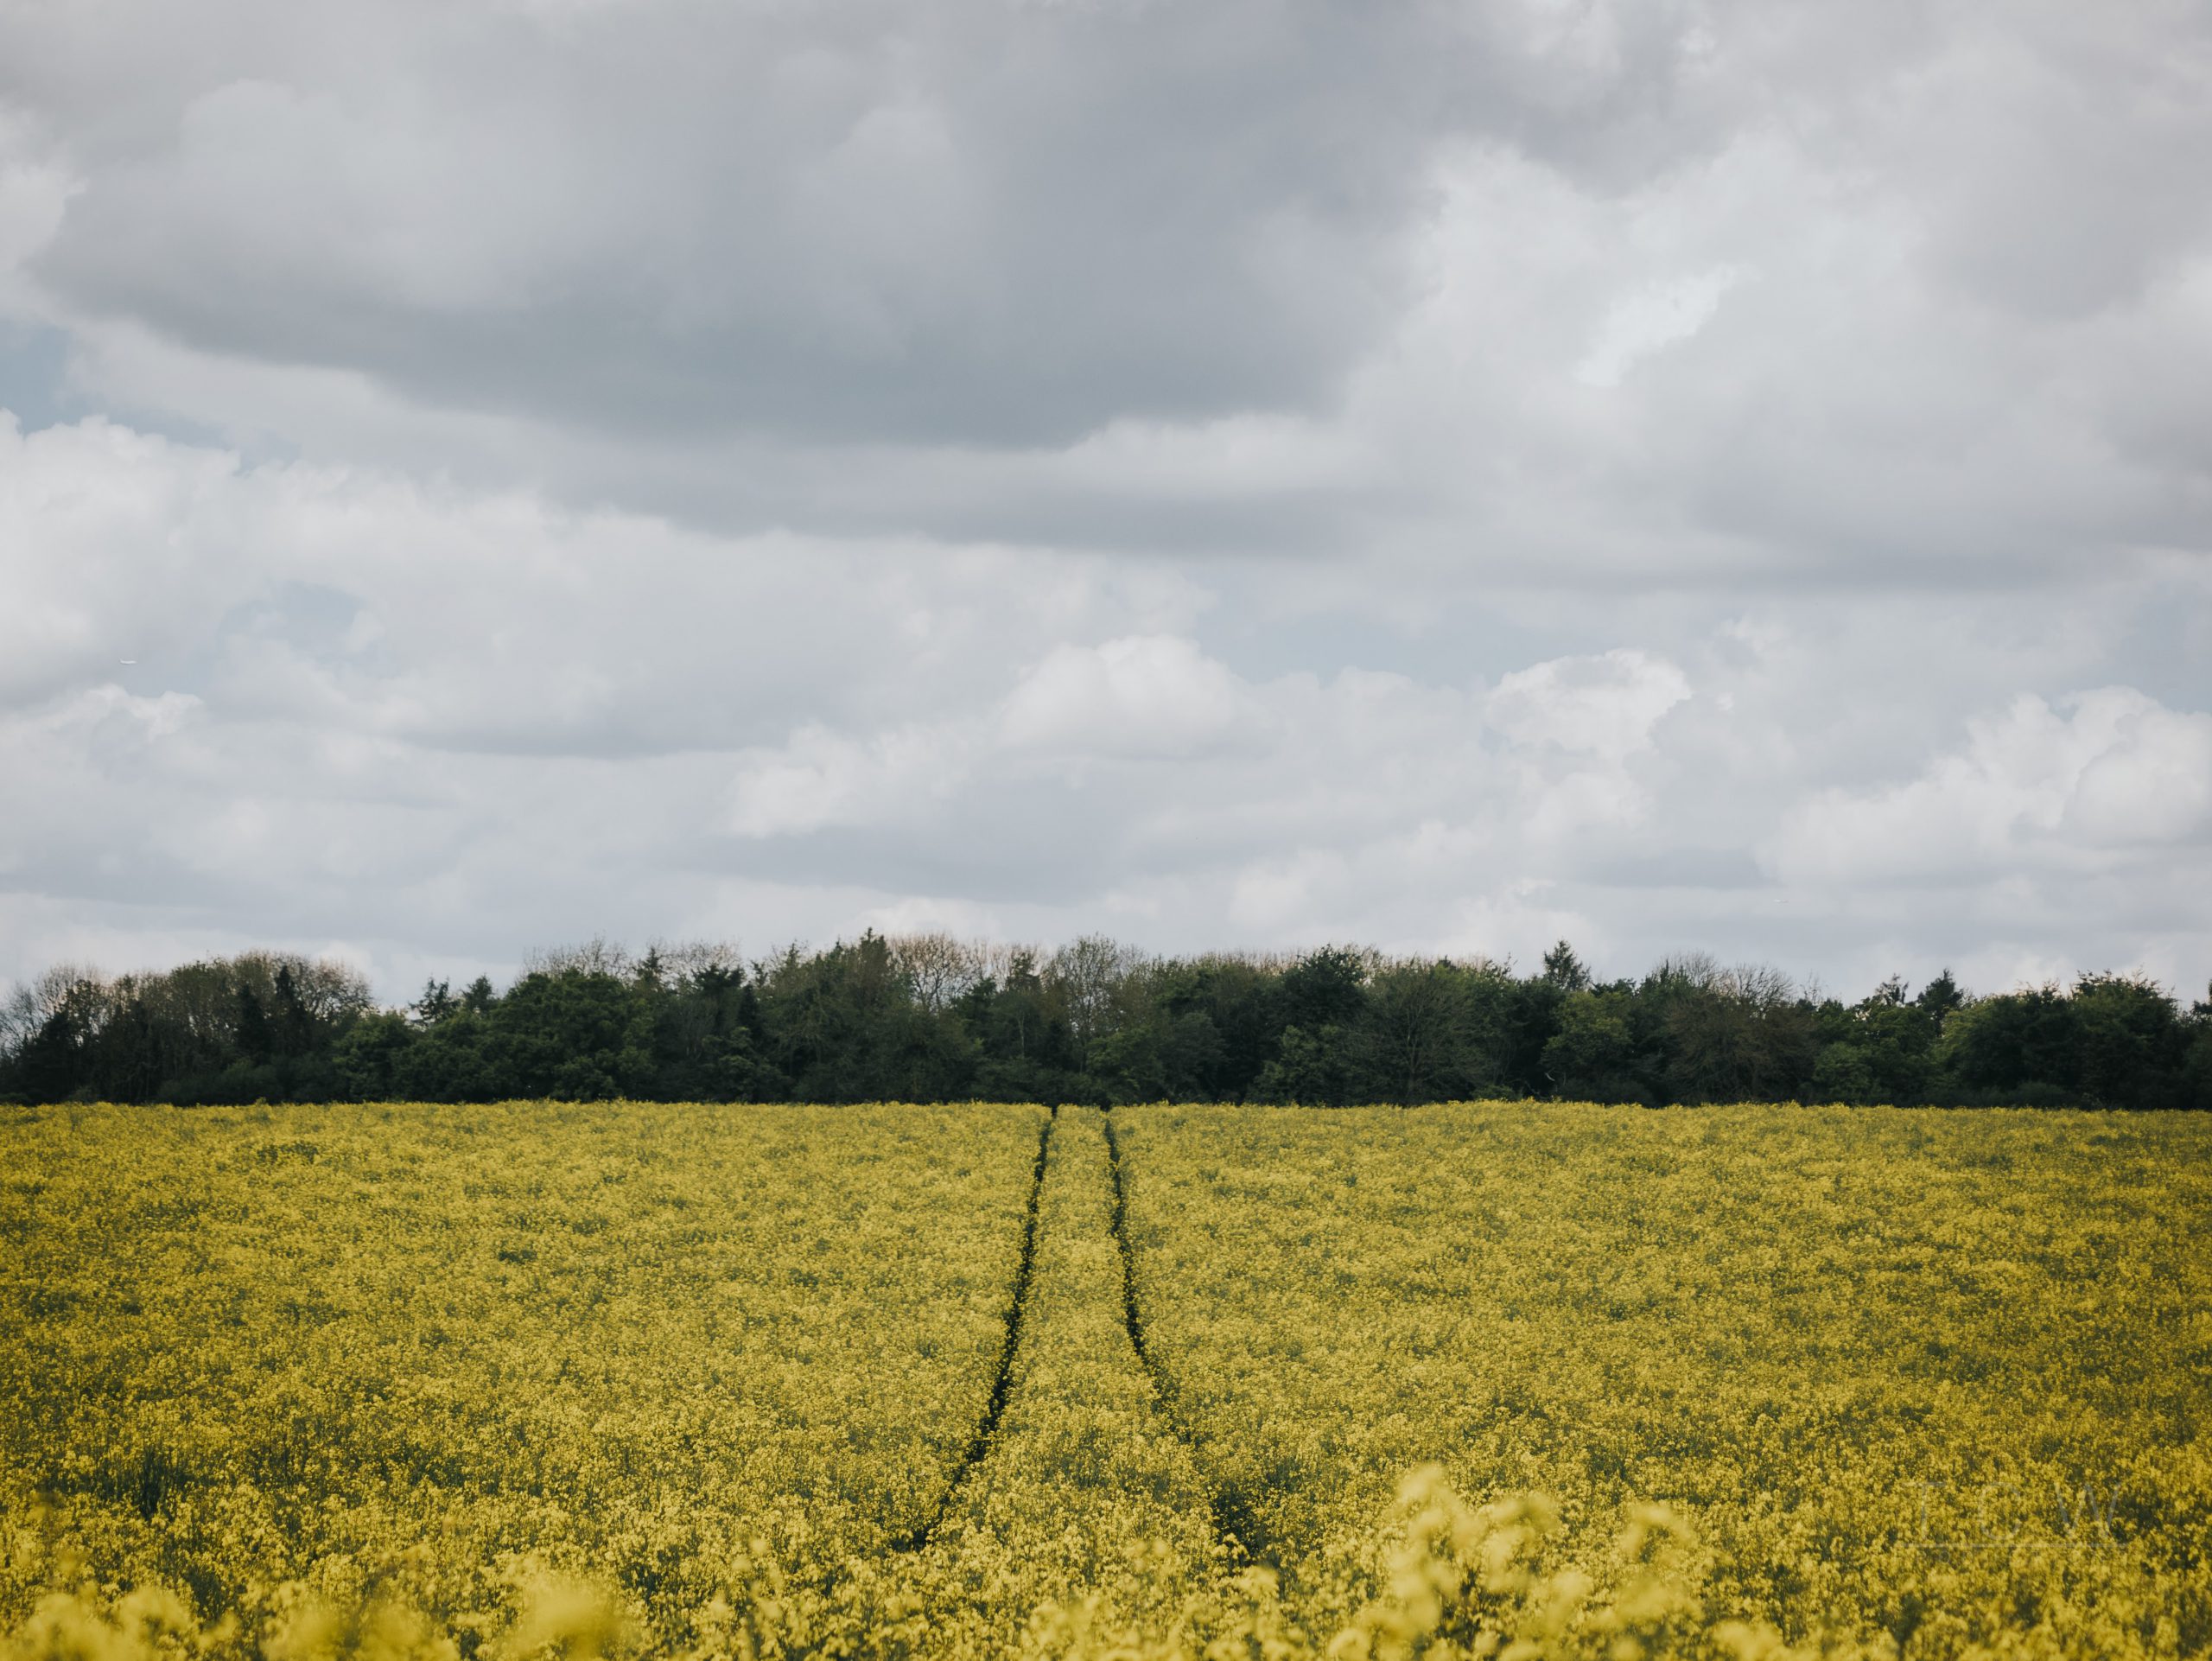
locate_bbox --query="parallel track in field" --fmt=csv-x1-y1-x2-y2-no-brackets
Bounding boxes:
1101,1111,1273,1568
895,1104,1268,1569
892,1106,1056,1553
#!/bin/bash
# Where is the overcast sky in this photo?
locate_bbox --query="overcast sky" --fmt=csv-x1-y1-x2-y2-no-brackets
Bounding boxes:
3,0,2209,1002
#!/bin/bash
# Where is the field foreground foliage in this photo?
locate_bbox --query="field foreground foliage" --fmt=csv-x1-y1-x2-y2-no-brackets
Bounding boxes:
3,1100,2208,1659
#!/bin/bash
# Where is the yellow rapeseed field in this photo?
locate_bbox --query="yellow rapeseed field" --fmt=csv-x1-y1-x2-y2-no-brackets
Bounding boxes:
3,1100,2208,1659
0,1102,1044,1654
1116,1104,2212,1658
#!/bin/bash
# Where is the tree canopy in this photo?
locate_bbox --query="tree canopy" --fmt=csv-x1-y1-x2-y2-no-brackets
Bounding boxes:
3,938,2207,1109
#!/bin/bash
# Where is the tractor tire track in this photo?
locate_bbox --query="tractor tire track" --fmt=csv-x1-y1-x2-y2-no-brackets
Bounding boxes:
893,1105,1056,1553
1100,1111,1273,1567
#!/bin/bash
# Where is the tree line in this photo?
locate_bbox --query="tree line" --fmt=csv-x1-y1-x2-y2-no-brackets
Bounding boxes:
3,935,2208,1110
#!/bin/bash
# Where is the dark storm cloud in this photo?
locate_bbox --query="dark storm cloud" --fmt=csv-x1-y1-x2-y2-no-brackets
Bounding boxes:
13,0,1713,447
9,0,2209,576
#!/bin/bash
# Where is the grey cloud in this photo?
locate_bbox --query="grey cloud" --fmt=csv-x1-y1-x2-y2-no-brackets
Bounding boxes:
6,0,2205,583
4,515,2208,999
10,0,1719,449
4,3,2211,1002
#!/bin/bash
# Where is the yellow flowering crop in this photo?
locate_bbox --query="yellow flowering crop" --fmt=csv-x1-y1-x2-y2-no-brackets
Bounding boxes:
4,1100,2208,1659
0,1101,1046,1652
1113,1102,2212,1658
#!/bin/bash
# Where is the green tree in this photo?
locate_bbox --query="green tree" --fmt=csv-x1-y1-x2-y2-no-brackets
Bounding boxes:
1656,961,1815,1103
2070,973,2187,1109
1541,990,1643,1102
412,979,456,1024
1356,960,1503,1105
1253,1023,1359,1105
333,1011,415,1099
1541,940,1592,992
484,970,654,1100
1942,986,2079,1101
235,985,273,1066
1808,1043,1879,1104
1281,946,1369,1032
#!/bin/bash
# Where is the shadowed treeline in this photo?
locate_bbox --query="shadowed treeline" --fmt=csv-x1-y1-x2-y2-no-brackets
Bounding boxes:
3,936,2207,1109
